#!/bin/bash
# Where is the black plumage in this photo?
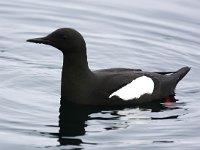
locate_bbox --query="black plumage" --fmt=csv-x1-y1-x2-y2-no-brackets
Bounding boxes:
27,28,190,106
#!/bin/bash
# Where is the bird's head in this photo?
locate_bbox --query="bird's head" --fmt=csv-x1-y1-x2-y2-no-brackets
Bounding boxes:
27,28,86,54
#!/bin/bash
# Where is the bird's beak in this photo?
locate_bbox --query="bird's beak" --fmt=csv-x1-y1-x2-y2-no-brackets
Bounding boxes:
27,36,51,45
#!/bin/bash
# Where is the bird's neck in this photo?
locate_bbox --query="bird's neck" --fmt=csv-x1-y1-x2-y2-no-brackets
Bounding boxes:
62,52,91,77
60,52,94,102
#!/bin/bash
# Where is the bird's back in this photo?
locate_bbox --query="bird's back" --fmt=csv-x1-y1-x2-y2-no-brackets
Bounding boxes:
90,67,190,106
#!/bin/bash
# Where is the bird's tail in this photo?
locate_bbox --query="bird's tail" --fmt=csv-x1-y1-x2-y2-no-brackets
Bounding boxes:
172,66,191,84
166,66,190,96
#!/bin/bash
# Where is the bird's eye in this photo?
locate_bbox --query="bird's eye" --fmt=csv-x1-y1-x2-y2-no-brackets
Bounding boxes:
62,35,68,40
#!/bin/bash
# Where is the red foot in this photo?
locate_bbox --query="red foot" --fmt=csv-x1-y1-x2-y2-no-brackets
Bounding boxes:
165,96,171,103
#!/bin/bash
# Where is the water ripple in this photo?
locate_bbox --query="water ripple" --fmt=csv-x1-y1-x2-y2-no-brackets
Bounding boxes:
0,0,200,149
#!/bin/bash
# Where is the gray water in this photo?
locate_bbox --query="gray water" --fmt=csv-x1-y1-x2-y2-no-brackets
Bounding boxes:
0,0,200,149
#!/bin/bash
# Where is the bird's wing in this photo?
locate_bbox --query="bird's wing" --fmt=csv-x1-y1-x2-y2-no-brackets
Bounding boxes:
154,71,175,75
95,68,175,75
94,70,160,99
94,68,142,73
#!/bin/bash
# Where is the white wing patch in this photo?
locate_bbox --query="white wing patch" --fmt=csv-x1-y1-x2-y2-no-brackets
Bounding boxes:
109,76,154,100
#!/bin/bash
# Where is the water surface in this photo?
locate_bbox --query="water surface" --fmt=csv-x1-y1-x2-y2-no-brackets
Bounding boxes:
0,0,200,149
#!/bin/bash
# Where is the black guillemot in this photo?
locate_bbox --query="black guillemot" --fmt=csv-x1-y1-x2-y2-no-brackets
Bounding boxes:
27,28,190,106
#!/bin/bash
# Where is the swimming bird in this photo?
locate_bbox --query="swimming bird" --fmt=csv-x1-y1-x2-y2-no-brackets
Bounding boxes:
27,28,190,106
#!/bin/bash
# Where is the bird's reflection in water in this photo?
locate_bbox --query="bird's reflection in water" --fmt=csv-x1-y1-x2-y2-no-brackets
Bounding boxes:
58,100,100,145
57,96,182,146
